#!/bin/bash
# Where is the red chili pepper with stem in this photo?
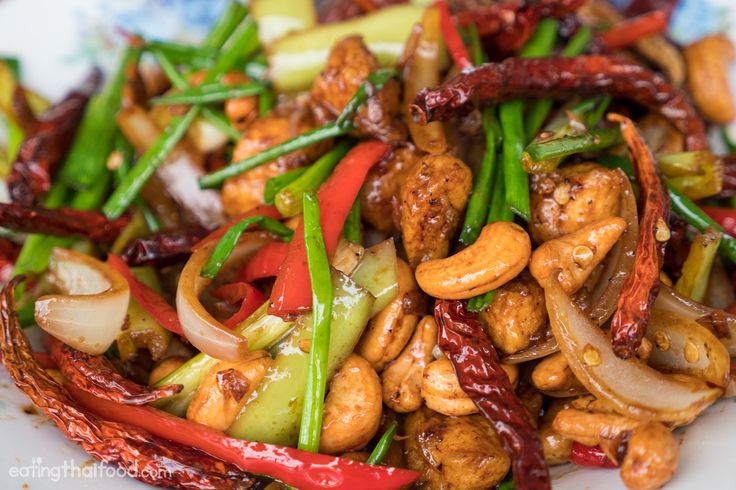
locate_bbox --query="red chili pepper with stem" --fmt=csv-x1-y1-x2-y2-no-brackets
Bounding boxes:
212,282,265,328
435,300,550,490
411,55,708,152
437,0,473,70
608,114,670,359
269,141,390,318
121,227,207,267
241,241,289,282
107,254,183,335
67,383,419,490
570,442,619,468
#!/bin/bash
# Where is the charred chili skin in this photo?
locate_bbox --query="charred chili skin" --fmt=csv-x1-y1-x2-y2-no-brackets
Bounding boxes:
0,277,257,490
121,228,208,267
454,0,586,56
0,202,129,243
7,69,101,205
609,114,670,359
435,300,550,490
44,335,182,405
411,56,708,152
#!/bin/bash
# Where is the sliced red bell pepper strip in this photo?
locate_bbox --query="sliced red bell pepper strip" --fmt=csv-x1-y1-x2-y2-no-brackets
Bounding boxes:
107,254,183,335
570,442,619,468
269,141,390,317
212,282,265,328
597,10,668,51
437,0,473,70
242,241,289,282
192,204,282,252
67,383,419,490
701,206,736,237
34,351,55,369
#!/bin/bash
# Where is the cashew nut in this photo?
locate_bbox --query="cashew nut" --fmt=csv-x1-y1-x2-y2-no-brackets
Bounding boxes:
416,222,532,299
620,422,679,490
320,354,382,454
479,272,547,354
381,315,437,413
684,34,736,124
421,358,478,416
187,351,271,431
531,352,585,396
358,259,421,371
540,425,573,465
530,217,626,294
552,408,642,459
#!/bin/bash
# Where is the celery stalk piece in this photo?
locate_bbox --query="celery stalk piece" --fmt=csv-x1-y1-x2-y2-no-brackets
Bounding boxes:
268,4,423,92
227,270,374,445
675,228,722,303
251,0,316,45
350,238,399,316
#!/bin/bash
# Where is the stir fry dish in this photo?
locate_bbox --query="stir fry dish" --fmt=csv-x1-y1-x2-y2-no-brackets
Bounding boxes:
3,0,736,488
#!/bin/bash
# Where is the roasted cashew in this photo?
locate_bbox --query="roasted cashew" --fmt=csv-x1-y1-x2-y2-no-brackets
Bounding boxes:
416,221,531,299
381,315,437,413
320,354,382,454
531,352,585,396
530,217,626,294
552,408,642,459
684,34,736,124
540,425,573,465
187,351,271,431
620,422,679,490
358,259,421,371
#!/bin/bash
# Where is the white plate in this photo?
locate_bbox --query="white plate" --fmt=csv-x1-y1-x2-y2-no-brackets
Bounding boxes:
1,0,736,488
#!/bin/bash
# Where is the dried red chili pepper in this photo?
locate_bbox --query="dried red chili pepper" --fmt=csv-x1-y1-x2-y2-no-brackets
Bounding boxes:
0,238,18,284
0,277,258,490
454,0,585,56
608,114,670,359
438,0,473,70
596,10,669,51
0,202,129,243
624,0,678,19
435,300,550,490
44,334,182,405
411,55,708,151
121,228,208,267
317,0,407,23
7,69,101,205
11,84,39,133
570,442,619,468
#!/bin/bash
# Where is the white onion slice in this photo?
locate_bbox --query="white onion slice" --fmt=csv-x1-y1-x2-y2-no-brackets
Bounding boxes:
34,248,130,355
646,309,730,387
546,278,721,423
503,336,559,364
177,233,271,361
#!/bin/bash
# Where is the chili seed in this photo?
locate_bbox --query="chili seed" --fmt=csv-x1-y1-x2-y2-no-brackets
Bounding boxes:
684,339,699,363
652,330,671,352
572,245,594,267
582,344,601,366
655,218,671,242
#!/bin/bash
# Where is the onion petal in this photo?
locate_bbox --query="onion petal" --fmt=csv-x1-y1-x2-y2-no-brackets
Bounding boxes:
588,169,638,325
655,284,736,355
34,248,130,355
546,277,721,423
177,232,271,361
503,336,559,364
646,309,730,387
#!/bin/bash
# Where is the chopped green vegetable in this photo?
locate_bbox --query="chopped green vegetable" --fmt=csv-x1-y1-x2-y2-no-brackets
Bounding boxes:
343,197,362,244
200,215,293,278
467,290,497,312
459,109,498,246
203,0,249,49
366,420,398,465
200,68,396,189
499,100,529,221
145,40,219,68
150,82,265,105
675,228,722,302
658,150,722,200
60,44,143,190
203,17,259,84
263,167,308,204
297,191,333,452
103,106,200,219
274,140,353,217
521,128,623,173
258,88,275,116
